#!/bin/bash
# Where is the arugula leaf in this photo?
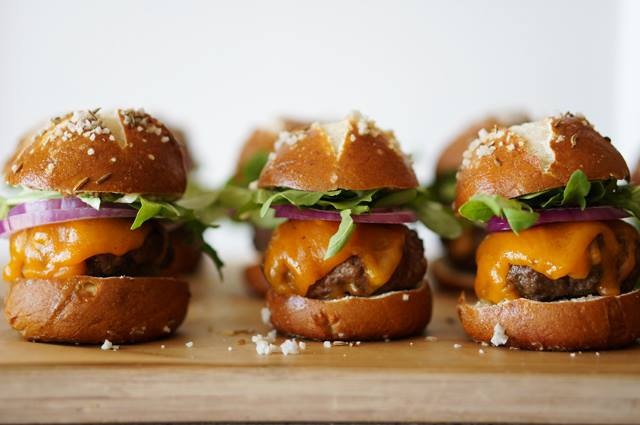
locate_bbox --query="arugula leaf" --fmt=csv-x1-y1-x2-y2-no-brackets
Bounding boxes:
325,209,355,260
78,194,101,210
561,169,590,209
459,194,539,233
412,200,462,239
373,189,417,208
131,197,163,229
259,190,327,218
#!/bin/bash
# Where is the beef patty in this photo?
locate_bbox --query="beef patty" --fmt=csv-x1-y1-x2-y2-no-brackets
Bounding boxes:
306,228,427,300
507,233,640,302
85,224,198,277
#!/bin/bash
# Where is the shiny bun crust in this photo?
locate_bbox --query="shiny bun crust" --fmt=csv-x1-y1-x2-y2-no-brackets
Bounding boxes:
454,114,630,209
233,118,310,182
5,109,187,199
4,276,190,344
457,291,640,351
266,280,432,341
430,258,475,290
436,113,528,175
258,112,418,192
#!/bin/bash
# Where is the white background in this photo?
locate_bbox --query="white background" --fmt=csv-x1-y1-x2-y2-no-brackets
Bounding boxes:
1,0,639,258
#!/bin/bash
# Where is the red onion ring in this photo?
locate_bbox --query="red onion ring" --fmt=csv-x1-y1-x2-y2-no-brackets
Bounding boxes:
0,199,137,238
273,205,417,224
487,206,630,232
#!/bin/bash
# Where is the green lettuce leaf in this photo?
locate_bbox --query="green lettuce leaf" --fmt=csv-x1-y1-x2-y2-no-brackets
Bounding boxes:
459,193,539,233
458,170,640,232
325,209,355,260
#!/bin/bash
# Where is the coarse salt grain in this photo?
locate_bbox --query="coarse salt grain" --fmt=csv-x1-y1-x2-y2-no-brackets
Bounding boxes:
185,341,194,348
402,294,410,302
101,340,113,350
453,344,462,349
87,148,95,156
323,341,332,348
261,307,271,326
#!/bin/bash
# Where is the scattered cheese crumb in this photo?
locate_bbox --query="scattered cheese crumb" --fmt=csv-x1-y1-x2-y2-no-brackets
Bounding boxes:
402,294,410,302
280,339,300,356
101,340,113,350
425,336,438,342
227,346,233,352
453,343,462,349
252,331,278,356
570,352,577,358
490,323,508,346
185,341,194,348
323,341,332,348
160,345,166,349
478,349,485,355
261,307,272,326
298,341,306,351
595,352,601,357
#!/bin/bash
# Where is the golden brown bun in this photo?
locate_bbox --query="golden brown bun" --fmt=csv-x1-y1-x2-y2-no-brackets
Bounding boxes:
431,258,475,291
436,113,528,175
457,291,640,351
4,276,190,344
258,112,418,192
267,280,432,341
633,161,640,185
454,114,630,209
233,118,310,183
244,264,270,297
5,109,187,199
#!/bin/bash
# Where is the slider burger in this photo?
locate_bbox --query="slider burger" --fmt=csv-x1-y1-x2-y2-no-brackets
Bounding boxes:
456,113,640,351
431,114,527,290
1,108,222,344
230,118,309,297
253,112,459,341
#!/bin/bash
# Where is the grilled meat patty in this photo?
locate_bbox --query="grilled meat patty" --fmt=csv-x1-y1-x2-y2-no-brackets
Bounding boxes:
306,229,427,299
507,234,640,302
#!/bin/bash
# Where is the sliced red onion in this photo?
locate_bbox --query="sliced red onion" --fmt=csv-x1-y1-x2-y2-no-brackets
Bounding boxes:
273,205,417,224
487,207,630,233
0,200,137,238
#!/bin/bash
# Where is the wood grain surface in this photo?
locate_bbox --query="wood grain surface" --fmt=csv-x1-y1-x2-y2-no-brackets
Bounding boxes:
1,260,639,424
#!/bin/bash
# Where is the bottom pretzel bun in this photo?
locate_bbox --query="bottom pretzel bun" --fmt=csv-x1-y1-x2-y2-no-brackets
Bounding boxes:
4,276,190,344
431,257,475,291
267,280,432,341
244,264,270,297
457,291,640,351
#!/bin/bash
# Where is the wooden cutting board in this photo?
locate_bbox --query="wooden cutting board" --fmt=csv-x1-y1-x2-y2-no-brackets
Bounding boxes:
1,260,639,424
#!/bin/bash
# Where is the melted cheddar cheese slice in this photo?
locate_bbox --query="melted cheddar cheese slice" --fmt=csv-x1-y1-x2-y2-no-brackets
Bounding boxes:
4,218,150,282
475,220,638,304
264,220,406,296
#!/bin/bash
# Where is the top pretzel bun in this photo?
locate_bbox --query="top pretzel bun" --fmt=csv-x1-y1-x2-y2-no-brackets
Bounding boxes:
258,112,418,192
5,108,187,200
454,113,629,209
435,112,528,176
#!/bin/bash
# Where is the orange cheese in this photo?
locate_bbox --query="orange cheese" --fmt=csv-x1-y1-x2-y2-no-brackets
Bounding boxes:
264,220,407,296
4,218,150,282
475,221,637,304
